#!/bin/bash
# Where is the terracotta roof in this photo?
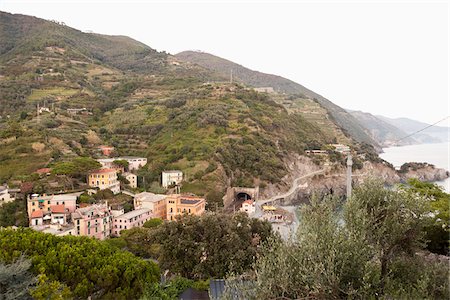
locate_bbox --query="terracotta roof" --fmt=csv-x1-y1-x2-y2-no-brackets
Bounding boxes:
50,204,66,214
31,210,43,218
90,168,116,174
35,168,52,174
242,200,254,205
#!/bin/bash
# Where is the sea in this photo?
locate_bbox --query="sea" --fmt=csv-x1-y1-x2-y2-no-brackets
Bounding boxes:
380,142,450,192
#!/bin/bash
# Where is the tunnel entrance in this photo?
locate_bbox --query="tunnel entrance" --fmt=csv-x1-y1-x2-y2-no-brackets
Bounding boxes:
236,192,251,202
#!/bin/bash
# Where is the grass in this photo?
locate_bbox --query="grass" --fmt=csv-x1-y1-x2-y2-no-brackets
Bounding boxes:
27,87,79,102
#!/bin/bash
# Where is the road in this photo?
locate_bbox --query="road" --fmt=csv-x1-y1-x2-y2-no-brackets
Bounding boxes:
253,167,327,240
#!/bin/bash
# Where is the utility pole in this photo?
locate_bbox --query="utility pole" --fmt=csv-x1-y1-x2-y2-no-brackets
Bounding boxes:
346,153,353,199
36,103,40,123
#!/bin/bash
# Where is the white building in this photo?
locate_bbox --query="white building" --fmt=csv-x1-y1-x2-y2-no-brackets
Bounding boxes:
331,144,350,154
240,200,256,215
112,208,153,236
0,185,14,206
162,170,183,188
134,192,167,219
97,156,147,171
123,172,137,188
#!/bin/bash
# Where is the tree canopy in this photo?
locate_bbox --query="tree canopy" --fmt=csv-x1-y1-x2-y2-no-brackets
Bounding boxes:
0,228,160,299
228,180,449,299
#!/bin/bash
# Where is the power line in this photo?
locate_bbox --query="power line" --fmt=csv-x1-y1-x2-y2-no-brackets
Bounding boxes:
394,116,450,144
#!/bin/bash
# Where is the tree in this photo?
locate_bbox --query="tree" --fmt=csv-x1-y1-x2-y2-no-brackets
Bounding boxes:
154,212,273,279
0,256,36,300
113,159,129,171
143,218,163,228
239,180,448,299
403,178,449,255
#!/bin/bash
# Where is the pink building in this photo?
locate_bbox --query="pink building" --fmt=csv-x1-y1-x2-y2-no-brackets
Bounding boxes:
112,208,152,236
71,203,113,240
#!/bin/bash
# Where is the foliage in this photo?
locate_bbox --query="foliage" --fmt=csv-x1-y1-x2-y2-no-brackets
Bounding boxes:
51,157,101,178
143,218,163,228
0,228,160,299
113,159,129,170
239,180,448,299
404,178,450,255
141,277,208,300
30,273,73,300
154,212,273,279
0,200,28,227
0,255,36,300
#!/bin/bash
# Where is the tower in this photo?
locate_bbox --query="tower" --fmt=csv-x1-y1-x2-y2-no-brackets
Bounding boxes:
346,153,352,199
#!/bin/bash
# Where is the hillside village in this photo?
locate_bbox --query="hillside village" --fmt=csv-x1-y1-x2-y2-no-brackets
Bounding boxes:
0,10,449,300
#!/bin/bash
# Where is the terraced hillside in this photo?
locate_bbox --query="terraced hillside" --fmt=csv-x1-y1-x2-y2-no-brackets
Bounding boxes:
176,50,379,148
0,11,380,205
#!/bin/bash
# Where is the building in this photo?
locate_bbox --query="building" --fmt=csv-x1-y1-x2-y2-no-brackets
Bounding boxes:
331,144,350,154
27,193,77,218
98,145,115,156
162,170,183,188
134,192,167,219
112,208,153,236
240,200,255,215
0,185,14,206
166,194,205,221
123,172,137,188
88,169,120,194
97,157,147,171
254,87,275,93
120,156,147,171
71,203,113,240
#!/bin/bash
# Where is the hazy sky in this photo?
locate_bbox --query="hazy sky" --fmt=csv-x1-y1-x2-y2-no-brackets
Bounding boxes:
1,0,449,126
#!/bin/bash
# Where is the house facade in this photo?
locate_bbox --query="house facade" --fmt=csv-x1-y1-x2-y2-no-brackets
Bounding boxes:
123,172,137,188
71,203,113,240
88,169,120,194
27,193,77,218
134,192,167,219
112,208,153,236
166,194,205,221
240,200,256,215
0,185,14,206
162,170,183,188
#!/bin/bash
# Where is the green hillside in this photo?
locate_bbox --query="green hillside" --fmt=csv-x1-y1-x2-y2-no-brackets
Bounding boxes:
176,50,380,148
0,11,379,202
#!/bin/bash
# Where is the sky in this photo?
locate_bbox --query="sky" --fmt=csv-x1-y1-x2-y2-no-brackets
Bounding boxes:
1,0,449,126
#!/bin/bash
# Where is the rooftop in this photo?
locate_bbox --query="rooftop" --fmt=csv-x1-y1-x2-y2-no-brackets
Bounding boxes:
120,156,146,160
136,192,167,203
163,170,183,174
90,168,116,174
51,204,66,214
115,208,151,219
180,198,202,205
31,210,44,218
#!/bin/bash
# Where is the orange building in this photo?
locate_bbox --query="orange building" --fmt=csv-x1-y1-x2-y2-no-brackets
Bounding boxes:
166,194,205,221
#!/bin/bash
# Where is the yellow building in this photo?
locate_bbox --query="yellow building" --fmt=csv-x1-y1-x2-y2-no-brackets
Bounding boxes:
166,194,205,221
88,168,120,194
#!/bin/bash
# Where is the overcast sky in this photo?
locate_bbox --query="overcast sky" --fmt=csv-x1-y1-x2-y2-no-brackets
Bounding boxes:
1,0,449,126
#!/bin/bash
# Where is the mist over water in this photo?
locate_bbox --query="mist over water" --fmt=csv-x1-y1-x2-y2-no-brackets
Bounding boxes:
380,142,450,192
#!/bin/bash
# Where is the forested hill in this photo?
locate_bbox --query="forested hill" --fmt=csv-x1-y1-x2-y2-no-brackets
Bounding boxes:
176,50,379,148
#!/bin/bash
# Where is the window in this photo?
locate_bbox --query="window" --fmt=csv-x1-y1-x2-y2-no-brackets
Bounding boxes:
188,208,191,213
124,226,127,229
170,208,173,213
47,201,50,204
56,202,59,205
62,201,65,205
32,202,35,206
